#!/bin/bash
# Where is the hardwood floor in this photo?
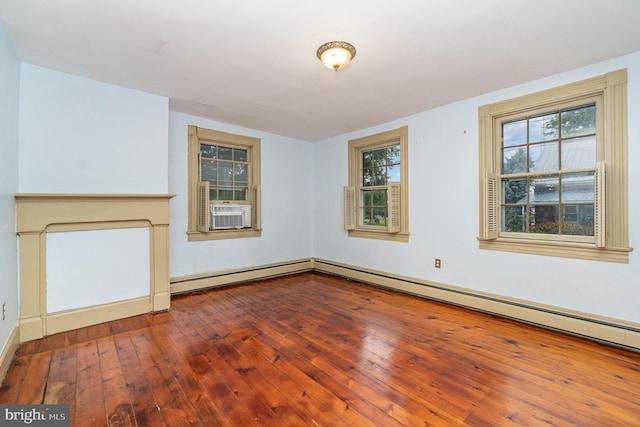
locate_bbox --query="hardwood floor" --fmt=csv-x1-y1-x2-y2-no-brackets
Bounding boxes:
1,272,640,426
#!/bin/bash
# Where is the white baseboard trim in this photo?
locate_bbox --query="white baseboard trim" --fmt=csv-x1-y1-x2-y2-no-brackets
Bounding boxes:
0,325,20,386
170,258,314,294
312,258,640,351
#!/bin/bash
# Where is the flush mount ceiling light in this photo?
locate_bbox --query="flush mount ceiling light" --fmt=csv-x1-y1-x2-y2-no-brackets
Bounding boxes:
317,41,356,71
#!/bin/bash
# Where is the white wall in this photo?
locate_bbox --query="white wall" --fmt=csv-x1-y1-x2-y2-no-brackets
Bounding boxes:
18,64,169,194
168,111,314,278
0,19,20,355
313,52,640,324
17,65,170,312
46,228,150,312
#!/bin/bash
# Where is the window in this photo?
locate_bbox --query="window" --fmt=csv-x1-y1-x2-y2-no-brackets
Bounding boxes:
188,126,261,241
478,69,631,263
499,103,600,238
201,144,250,201
344,126,409,242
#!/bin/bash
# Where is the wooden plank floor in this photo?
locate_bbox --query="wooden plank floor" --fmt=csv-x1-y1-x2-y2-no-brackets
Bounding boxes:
2,272,640,426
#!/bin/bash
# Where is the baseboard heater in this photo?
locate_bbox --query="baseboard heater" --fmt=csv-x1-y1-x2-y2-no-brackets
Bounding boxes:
170,258,640,351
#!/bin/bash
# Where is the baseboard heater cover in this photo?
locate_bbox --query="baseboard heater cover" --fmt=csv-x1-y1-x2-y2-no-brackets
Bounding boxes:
170,259,314,294
169,257,640,351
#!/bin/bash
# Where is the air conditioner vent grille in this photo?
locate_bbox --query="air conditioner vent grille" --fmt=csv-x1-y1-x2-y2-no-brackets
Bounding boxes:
210,204,251,229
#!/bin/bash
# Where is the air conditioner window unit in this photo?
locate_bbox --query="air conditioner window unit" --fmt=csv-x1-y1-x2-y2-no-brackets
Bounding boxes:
211,204,252,229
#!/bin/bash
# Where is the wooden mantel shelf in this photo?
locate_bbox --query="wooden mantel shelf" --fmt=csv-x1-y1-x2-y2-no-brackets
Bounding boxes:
15,193,175,233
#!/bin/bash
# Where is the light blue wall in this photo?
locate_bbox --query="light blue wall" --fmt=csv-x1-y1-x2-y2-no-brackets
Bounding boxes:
0,20,20,356
168,112,315,277
19,64,169,194
313,52,640,324
14,65,171,313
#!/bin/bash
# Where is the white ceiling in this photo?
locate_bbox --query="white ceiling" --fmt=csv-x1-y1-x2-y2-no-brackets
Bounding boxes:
1,0,639,142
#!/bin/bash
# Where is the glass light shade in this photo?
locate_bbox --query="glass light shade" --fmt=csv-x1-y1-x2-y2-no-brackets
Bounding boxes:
317,41,356,71
320,47,352,70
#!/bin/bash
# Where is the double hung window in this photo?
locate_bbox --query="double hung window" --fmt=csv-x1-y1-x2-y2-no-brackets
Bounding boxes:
200,144,250,202
499,103,601,241
345,126,409,242
187,126,261,241
478,69,630,262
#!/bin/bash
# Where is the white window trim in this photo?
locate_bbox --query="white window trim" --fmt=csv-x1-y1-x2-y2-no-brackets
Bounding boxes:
478,69,631,263
345,126,409,242
188,125,261,241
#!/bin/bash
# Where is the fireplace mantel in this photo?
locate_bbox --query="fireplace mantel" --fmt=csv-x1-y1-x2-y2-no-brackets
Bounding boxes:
15,193,175,341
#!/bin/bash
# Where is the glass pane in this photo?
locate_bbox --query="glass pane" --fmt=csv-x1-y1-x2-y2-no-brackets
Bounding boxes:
234,188,248,201
361,207,372,225
529,113,559,143
200,144,216,158
561,205,594,236
563,205,578,222
218,161,233,181
362,168,373,186
502,206,526,232
561,105,596,138
234,163,248,182
201,159,217,181
373,207,386,225
218,147,233,160
502,147,527,174
530,175,559,204
387,144,400,165
218,189,233,200
362,189,372,206
561,172,594,203
561,136,596,170
233,148,247,162
372,190,387,206
503,120,527,147
529,141,558,172
373,148,386,163
529,205,559,234
362,151,372,168
373,167,387,186
387,165,400,183
502,178,527,204
209,189,217,201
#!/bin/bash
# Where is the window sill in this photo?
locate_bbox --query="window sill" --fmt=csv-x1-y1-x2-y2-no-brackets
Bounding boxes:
188,228,262,242
348,229,409,243
478,237,632,263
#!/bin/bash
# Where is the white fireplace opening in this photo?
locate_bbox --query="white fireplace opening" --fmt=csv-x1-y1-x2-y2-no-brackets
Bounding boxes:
46,227,150,313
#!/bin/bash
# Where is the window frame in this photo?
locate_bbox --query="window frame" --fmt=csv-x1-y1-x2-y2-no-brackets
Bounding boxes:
345,126,409,242
188,125,261,241
478,69,631,263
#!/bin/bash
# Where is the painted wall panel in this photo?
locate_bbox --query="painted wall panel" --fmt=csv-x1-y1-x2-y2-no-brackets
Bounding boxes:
18,64,169,194
0,19,20,353
46,227,150,312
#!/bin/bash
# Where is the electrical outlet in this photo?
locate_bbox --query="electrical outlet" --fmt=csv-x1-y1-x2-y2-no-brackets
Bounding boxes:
435,258,441,268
